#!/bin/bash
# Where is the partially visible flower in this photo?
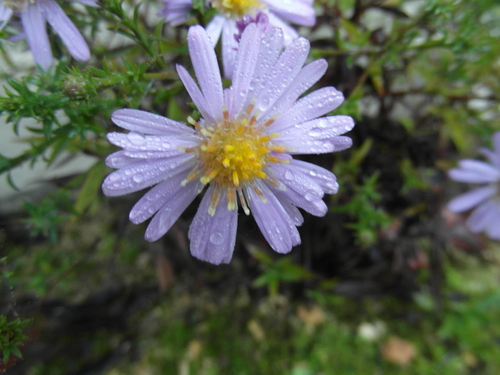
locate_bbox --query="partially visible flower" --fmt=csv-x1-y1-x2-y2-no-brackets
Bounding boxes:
0,0,97,69
234,11,271,42
102,24,354,264
158,0,316,78
448,131,500,239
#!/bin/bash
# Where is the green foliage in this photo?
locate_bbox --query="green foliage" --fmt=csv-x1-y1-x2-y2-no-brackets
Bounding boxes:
0,315,30,365
335,173,391,246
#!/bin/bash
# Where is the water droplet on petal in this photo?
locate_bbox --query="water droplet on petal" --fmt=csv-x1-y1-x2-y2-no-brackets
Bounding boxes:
284,170,294,180
162,142,171,150
308,128,323,137
127,132,146,145
147,206,156,214
305,192,316,202
133,173,144,183
210,232,224,245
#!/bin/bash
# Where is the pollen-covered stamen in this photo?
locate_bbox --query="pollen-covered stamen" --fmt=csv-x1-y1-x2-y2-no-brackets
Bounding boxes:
210,0,261,18
193,103,287,215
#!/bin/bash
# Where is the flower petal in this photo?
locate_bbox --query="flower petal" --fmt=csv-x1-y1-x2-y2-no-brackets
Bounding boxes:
247,181,301,253
107,132,197,153
206,14,225,46
0,5,13,26
21,3,53,69
144,179,201,242
256,37,310,117
449,159,500,183
187,25,224,121
264,59,327,119
158,0,192,26
267,11,299,46
102,153,196,196
229,23,262,116
268,164,328,217
270,87,345,132
176,65,215,124
112,109,194,135
466,201,500,234
288,159,339,194
131,171,190,224
264,0,316,26
41,0,90,61
447,185,496,213
105,150,139,168
242,27,284,109
188,187,238,264
276,115,354,148
221,20,239,79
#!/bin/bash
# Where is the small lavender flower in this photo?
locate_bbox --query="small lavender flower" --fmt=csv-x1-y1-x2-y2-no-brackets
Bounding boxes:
448,131,500,240
158,0,316,78
0,0,97,69
102,24,354,264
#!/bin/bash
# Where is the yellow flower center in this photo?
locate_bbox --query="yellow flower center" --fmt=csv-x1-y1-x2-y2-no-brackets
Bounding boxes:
183,105,287,215
210,0,261,18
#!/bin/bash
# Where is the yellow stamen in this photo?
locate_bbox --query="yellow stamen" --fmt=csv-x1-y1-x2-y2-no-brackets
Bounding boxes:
210,0,261,18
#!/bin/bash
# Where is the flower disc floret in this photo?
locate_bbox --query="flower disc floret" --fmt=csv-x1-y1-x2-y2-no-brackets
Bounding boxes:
193,107,284,189
211,0,261,18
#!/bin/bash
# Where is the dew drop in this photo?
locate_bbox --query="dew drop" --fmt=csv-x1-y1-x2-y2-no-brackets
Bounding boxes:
284,170,294,180
133,173,144,183
305,192,316,202
210,232,224,245
162,142,171,150
147,206,156,214
127,132,146,145
308,128,323,137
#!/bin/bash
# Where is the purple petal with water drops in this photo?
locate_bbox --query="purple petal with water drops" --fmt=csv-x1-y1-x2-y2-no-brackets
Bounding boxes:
255,37,310,117
221,20,239,79
21,3,53,69
102,153,196,197
244,27,284,106
269,164,328,216
263,59,327,120
105,150,140,168
288,159,338,194
229,24,261,116
247,181,300,253
145,179,201,242
265,0,316,26
42,0,90,61
206,14,225,46
187,25,224,122
112,109,194,136
270,87,345,132
266,11,299,46
107,132,197,153
189,187,238,264
130,170,192,224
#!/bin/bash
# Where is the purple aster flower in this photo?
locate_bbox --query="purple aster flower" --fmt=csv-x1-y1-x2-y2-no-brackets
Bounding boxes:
102,24,354,264
0,0,97,69
448,131,500,240
158,0,316,78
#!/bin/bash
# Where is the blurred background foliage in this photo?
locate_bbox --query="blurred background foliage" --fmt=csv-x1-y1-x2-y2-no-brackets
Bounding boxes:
1,0,500,373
